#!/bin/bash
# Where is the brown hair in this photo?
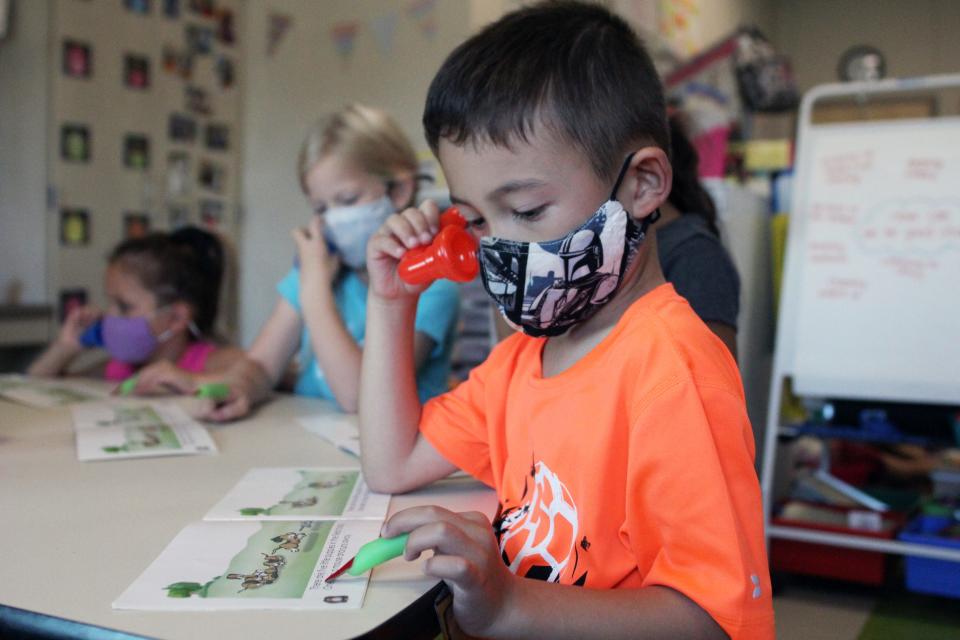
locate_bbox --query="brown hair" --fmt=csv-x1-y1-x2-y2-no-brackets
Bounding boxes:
109,226,224,337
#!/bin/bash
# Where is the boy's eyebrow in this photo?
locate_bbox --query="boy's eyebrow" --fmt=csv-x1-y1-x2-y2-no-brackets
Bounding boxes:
490,179,547,198
450,179,547,210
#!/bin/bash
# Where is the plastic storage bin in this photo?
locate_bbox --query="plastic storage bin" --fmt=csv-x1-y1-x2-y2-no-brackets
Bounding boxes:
898,515,960,599
771,500,904,585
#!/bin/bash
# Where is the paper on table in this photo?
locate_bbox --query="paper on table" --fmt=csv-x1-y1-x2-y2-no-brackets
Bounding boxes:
0,374,107,408
71,400,218,461
298,414,361,457
113,519,382,610
204,467,389,522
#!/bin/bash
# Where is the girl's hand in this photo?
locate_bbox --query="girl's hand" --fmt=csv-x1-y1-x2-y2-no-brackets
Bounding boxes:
366,200,441,301
292,215,340,287
382,506,518,638
57,305,101,350
124,360,197,396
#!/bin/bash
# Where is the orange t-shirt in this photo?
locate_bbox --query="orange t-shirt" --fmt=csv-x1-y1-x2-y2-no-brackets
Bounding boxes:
420,283,774,639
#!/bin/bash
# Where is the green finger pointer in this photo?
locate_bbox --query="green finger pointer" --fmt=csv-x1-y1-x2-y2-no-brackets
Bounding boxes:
118,375,139,396
348,533,409,575
195,382,230,400
326,533,409,581
116,377,229,400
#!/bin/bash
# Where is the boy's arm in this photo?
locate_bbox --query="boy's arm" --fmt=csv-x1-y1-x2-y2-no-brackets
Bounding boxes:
386,506,727,640
360,203,458,494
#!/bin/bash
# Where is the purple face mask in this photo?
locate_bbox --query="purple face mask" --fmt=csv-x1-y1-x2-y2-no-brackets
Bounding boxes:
101,315,161,364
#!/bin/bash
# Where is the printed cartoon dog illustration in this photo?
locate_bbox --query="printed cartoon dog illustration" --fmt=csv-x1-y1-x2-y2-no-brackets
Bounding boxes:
279,496,318,508
270,531,306,553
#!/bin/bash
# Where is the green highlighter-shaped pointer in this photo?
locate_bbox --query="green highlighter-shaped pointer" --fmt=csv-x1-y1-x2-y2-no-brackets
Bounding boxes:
195,382,230,400
116,377,229,400
118,375,139,396
325,533,409,582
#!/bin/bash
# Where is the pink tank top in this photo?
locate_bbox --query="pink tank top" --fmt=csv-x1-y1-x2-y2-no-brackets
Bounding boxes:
104,341,218,382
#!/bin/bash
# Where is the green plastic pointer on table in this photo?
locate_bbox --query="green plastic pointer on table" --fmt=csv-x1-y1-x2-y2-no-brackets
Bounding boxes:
195,382,230,400
117,375,139,396
325,533,409,582
116,377,229,401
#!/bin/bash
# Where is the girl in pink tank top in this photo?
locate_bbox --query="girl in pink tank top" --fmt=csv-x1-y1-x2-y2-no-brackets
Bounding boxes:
29,227,243,386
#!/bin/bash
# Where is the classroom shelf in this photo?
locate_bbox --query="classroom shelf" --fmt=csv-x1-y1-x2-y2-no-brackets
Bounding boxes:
768,525,960,563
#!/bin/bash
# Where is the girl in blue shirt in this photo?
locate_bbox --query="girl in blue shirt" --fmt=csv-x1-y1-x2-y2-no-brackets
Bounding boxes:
141,105,459,417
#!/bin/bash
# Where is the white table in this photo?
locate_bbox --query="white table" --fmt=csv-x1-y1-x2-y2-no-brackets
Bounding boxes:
0,389,497,639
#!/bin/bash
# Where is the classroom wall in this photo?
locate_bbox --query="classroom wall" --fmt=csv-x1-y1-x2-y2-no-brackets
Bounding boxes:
774,0,960,92
238,0,474,344
0,0,50,304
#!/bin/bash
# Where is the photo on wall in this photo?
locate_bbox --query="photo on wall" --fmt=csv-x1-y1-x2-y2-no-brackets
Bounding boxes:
186,24,213,55
205,124,229,151
185,86,211,115
163,0,179,19
60,208,91,246
61,124,91,162
199,199,223,229
189,0,214,18
162,46,193,79
124,213,151,239
166,152,191,196
217,8,235,45
123,134,150,169
124,0,151,15
169,113,197,143
62,40,92,78
59,288,88,323
198,160,225,193
168,204,190,229
215,55,234,89
124,54,150,89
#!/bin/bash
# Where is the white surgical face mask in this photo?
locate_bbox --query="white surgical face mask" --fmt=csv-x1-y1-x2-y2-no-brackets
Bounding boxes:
323,195,395,269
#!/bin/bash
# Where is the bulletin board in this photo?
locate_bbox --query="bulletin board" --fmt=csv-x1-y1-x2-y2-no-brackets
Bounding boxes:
49,0,242,336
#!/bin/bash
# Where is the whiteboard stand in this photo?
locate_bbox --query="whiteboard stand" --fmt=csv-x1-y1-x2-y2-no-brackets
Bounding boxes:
760,73,960,565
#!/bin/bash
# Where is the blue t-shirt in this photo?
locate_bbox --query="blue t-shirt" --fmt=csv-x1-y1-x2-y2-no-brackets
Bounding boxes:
276,268,460,407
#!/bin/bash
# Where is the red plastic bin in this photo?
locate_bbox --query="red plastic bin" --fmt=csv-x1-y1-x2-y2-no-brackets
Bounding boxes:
771,501,904,586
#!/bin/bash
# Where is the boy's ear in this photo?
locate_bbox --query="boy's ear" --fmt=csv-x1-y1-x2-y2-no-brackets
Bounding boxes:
387,173,416,211
618,147,672,221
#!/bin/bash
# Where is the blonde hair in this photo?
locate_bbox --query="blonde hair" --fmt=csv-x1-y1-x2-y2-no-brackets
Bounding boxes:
298,104,419,202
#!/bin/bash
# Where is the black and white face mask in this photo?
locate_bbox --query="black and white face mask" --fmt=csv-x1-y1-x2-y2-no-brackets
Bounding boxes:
477,154,658,338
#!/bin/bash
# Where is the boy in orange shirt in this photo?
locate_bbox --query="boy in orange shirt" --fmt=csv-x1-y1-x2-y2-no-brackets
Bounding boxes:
359,2,774,638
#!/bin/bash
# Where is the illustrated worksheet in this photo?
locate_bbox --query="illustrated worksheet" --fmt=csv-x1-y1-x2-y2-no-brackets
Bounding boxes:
298,414,361,457
71,400,218,461
113,519,382,610
0,374,107,408
204,468,389,522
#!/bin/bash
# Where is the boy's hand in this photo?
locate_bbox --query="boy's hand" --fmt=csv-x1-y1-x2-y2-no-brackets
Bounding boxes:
366,200,441,301
124,360,197,396
292,216,340,289
382,506,517,638
57,305,101,351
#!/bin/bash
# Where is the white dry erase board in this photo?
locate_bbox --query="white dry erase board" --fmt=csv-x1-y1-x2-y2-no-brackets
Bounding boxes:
777,75,960,405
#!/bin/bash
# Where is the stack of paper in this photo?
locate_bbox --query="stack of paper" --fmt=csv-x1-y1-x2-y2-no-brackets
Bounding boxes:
113,468,391,611
72,400,218,462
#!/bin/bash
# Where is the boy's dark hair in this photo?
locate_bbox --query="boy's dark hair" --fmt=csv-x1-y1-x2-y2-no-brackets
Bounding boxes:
667,113,719,236
423,0,669,182
109,226,225,337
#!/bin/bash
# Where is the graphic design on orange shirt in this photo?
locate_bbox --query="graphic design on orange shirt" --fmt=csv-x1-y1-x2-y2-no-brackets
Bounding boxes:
494,460,588,586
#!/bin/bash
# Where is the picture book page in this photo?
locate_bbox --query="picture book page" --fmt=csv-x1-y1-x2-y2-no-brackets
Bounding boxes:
204,467,389,521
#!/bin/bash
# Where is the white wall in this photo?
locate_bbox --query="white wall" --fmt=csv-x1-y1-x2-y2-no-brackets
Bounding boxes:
238,0,473,345
0,0,49,304
774,0,960,92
